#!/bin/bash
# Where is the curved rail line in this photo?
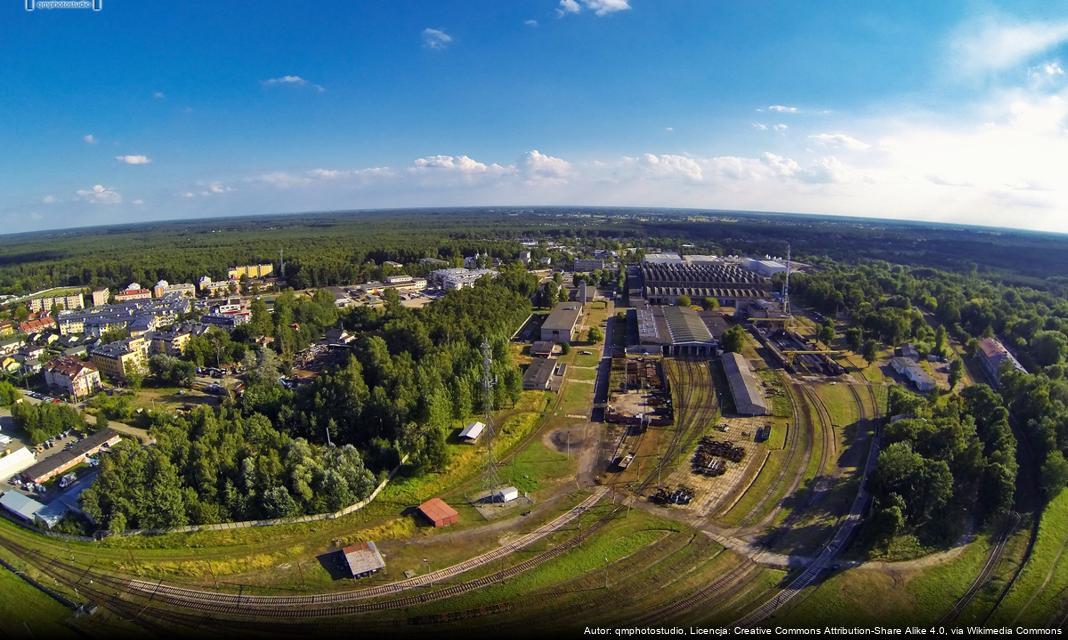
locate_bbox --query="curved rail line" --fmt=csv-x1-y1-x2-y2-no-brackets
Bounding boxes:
732,383,882,627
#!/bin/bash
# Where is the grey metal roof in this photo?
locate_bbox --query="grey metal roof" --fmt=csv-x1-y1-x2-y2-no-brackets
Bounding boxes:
663,306,714,345
0,491,45,522
542,303,582,333
721,352,767,415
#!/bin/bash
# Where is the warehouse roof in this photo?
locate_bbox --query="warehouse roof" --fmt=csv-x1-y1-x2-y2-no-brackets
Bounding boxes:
721,352,767,415
0,491,45,522
417,498,459,526
523,357,557,390
21,429,121,482
542,303,582,333
0,447,37,480
662,306,714,345
341,541,386,577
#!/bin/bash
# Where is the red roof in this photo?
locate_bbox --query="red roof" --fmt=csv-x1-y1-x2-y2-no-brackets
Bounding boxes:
45,356,97,378
417,497,459,526
19,317,55,333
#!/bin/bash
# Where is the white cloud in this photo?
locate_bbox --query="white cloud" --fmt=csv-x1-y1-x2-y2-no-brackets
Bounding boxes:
764,105,799,113
557,0,581,16
664,127,674,133
773,123,789,132
557,0,629,17
411,154,511,176
639,154,704,182
808,133,870,151
261,75,325,92
524,19,539,28
76,184,122,204
132,199,145,205
520,150,571,184
41,195,57,204
82,134,96,144
422,28,453,50
950,16,1068,76
152,91,165,99
584,0,631,16
752,122,768,131
116,154,152,165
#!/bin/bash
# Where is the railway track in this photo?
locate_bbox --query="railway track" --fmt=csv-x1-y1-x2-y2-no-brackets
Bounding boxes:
937,512,1020,626
732,380,809,528
733,383,882,627
635,557,760,624
0,486,612,624
644,359,714,497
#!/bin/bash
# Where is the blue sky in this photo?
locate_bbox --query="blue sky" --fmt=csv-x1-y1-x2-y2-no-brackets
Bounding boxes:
4,0,1068,233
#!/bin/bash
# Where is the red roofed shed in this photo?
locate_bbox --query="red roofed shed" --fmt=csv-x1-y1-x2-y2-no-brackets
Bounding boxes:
417,497,459,527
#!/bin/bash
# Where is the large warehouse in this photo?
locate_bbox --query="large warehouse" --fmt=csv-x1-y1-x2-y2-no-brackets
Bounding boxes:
540,302,583,344
641,262,771,306
636,305,718,357
721,352,768,416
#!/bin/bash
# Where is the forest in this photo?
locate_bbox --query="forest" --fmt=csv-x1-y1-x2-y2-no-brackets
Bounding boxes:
2,207,1068,299
77,271,535,531
792,258,1068,525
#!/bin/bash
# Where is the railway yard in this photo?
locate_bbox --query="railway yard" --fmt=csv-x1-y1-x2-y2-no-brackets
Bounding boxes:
0,294,1062,637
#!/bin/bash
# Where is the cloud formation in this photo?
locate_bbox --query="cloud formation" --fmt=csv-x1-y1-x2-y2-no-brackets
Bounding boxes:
115,154,152,165
950,16,1068,76
261,75,325,92
557,0,630,18
422,28,453,50
76,184,122,204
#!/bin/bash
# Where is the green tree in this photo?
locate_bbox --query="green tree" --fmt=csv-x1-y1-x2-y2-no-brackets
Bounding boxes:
721,325,746,353
587,326,604,343
1031,330,1067,367
948,358,963,390
862,339,879,366
818,321,835,345
846,327,863,352
701,297,720,310
676,294,692,307
1041,450,1068,499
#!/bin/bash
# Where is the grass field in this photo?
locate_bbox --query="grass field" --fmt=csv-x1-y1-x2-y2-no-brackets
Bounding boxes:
0,565,77,639
780,535,995,625
989,489,1068,625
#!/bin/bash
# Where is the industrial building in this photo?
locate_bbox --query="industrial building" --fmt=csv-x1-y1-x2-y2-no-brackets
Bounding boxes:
522,357,559,390
0,448,37,482
890,357,936,392
530,340,555,357
20,429,122,485
642,252,685,265
635,304,718,357
0,491,45,523
721,352,768,416
540,302,583,344
573,258,605,272
977,337,1027,386
429,268,497,290
417,497,459,527
340,541,386,578
641,262,770,306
